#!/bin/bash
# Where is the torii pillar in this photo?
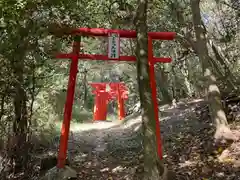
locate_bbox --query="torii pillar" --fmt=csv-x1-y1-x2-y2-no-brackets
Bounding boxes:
90,83,113,121
93,90,113,121
110,83,128,120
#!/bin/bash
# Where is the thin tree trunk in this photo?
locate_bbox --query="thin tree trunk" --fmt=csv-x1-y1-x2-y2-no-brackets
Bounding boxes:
8,26,31,174
208,40,237,89
134,0,174,179
190,0,237,141
181,60,193,97
156,68,172,104
171,65,181,101
0,92,5,121
11,50,30,174
82,69,88,109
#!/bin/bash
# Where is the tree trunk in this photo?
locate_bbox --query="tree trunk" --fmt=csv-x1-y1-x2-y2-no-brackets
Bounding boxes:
7,28,31,175
156,68,172,104
11,48,30,174
134,0,172,179
12,79,29,173
190,0,237,141
208,40,236,89
171,65,180,101
82,69,88,109
160,69,172,104
181,60,193,97
0,92,5,121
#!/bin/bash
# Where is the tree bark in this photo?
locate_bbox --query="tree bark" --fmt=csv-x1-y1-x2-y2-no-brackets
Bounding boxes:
3,24,32,175
182,60,193,97
82,69,88,109
208,39,236,89
134,0,173,179
158,68,172,104
190,0,237,141
0,92,6,121
11,45,30,174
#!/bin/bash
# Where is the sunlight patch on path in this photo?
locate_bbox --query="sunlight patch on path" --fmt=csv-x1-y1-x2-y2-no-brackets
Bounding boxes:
68,121,121,132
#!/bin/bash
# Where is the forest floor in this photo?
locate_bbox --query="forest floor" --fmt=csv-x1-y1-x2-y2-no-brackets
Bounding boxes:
39,98,240,180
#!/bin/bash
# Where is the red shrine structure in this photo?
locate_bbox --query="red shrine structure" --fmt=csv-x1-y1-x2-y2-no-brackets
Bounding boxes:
54,27,176,168
90,82,128,121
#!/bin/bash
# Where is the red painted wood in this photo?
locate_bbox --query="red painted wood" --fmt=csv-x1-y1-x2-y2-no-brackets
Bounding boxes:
57,39,80,168
55,53,172,63
117,84,125,120
93,92,109,120
67,27,175,40
148,36,163,159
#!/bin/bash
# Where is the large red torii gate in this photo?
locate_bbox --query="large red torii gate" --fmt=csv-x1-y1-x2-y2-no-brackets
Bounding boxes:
55,27,176,168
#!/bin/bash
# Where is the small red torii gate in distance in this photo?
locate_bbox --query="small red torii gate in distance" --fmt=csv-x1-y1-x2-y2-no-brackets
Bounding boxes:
55,27,176,168
90,83,114,121
90,82,128,121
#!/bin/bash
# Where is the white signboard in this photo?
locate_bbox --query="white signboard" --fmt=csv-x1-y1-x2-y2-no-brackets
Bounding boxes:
108,33,120,59
105,84,111,92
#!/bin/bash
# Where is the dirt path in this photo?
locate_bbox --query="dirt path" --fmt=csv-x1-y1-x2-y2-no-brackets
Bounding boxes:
65,99,205,157
49,99,240,180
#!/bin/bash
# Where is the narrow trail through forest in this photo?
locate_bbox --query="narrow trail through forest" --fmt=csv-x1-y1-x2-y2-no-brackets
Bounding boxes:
46,99,240,180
